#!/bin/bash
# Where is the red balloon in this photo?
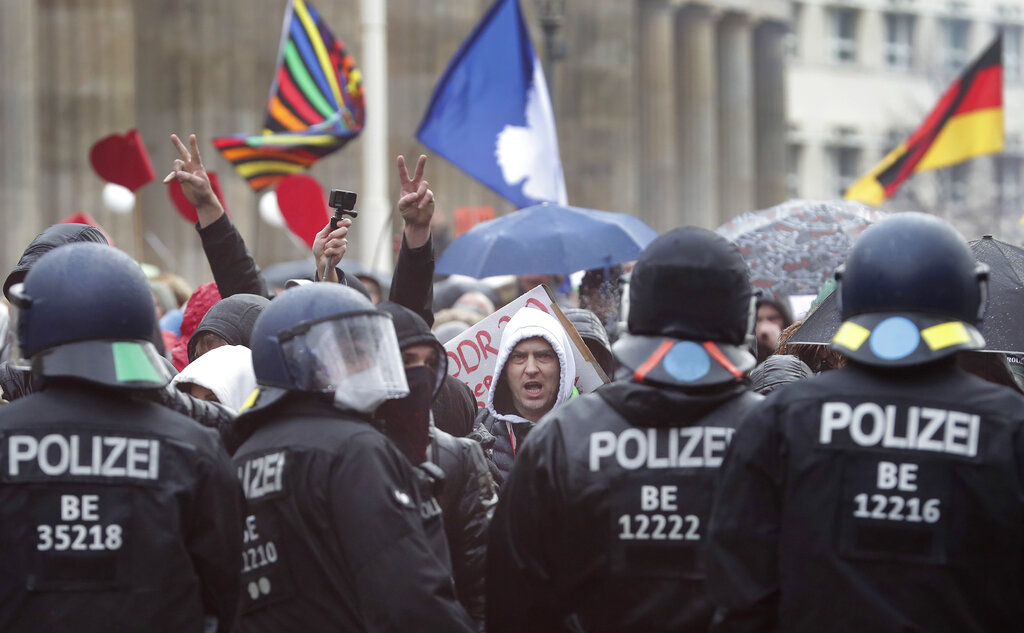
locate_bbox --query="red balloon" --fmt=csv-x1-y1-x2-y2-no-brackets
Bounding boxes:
276,174,330,248
167,171,229,224
88,129,156,192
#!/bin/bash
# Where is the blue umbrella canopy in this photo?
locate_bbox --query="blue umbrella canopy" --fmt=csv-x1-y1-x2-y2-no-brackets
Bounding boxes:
436,202,659,278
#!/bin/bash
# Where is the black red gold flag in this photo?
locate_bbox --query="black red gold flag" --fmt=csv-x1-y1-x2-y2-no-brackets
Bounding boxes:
845,36,1003,206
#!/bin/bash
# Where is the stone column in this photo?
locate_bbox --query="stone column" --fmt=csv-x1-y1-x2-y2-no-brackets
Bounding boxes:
716,11,755,223
675,3,718,229
0,0,39,274
637,0,678,233
754,19,789,209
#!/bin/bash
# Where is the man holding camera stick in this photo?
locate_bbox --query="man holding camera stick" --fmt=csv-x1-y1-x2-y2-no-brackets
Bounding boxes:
313,154,437,324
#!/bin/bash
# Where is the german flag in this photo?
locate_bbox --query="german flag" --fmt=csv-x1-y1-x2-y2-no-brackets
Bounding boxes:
844,36,1003,207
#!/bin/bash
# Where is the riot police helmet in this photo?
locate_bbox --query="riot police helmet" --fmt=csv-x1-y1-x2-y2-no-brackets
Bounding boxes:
613,226,755,388
8,242,171,390
832,212,988,366
248,283,408,414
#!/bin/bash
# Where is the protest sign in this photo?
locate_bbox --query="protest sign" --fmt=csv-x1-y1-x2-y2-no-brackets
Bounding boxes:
444,285,609,407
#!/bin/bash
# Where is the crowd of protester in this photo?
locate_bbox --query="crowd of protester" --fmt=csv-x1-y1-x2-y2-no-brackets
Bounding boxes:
0,133,1022,633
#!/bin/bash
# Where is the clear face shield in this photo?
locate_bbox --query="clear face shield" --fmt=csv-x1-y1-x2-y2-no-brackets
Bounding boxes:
278,310,409,414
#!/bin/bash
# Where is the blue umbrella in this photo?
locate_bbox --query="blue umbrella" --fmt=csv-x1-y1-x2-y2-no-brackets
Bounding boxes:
436,203,659,278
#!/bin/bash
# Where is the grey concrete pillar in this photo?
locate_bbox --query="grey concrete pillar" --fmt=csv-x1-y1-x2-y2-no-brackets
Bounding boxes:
717,11,755,224
754,19,789,209
637,1,679,233
0,0,39,274
675,3,718,230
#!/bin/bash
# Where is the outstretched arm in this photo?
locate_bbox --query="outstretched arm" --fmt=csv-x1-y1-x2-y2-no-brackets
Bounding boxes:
391,154,437,325
164,134,269,298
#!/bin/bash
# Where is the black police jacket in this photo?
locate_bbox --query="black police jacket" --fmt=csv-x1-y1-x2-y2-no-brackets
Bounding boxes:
0,382,244,632
429,427,498,631
486,379,762,633
231,396,475,633
707,361,1024,632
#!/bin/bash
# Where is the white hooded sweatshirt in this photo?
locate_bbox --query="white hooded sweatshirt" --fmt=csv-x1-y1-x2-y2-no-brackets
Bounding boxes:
486,306,577,427
171,344,257,414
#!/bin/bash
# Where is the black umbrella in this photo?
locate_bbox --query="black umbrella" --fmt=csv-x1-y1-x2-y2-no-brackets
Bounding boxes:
790,235,1024,353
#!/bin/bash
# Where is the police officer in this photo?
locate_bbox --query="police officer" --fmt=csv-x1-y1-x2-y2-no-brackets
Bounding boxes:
0,243,243,632
231,283,475,632
707,212,1024,631
486,227,763,632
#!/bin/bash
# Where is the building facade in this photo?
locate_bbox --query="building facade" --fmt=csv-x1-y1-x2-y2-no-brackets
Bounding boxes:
787,0,1024,242
0,0,791,284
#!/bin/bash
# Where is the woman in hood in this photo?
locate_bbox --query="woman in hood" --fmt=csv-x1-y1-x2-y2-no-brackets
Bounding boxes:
171,345,257,414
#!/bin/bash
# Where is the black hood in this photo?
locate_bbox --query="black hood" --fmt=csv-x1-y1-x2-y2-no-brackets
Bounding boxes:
749,354,813,395
432,374,478,437
187,293,269,361
4,224,108,300
598,378,753,428
377,301,447,398
756,296,794,328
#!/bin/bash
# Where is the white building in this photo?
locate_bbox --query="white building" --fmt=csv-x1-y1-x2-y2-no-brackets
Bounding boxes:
788,0,1024,242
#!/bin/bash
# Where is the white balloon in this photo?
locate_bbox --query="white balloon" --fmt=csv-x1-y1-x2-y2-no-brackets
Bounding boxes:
259,191,285,228
102,183,135,214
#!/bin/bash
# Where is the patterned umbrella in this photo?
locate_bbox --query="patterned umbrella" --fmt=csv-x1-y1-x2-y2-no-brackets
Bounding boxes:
716,200,887,301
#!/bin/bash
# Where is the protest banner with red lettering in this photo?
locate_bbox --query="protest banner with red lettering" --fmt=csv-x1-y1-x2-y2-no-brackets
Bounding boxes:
444,285,610,407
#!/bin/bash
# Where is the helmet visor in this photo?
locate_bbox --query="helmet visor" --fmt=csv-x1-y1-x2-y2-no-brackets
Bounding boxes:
279,311,409,412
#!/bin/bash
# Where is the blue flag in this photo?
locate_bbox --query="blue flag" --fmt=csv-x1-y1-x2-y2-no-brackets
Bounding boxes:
417,0,567,208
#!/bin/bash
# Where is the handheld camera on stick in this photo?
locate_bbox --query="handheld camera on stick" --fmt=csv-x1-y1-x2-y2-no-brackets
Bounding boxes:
322,189,358,281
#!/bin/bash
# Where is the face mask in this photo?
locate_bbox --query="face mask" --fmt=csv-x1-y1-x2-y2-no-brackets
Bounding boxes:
378,365,435,464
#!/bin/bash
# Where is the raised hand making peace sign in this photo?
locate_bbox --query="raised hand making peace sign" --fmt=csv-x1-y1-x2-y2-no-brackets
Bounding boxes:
397,154,435,249
163,133,224,228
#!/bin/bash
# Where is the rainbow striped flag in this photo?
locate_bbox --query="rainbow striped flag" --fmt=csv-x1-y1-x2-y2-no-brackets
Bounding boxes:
214,0,364,192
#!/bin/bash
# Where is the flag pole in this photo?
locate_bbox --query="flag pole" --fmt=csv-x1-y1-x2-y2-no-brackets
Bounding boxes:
360,0,393,273
133,196,143,262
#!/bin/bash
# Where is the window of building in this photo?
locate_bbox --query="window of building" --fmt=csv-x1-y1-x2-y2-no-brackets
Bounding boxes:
884,13,915,70
786,3,802,59
829,8,858,64
1005,25,1022,81
830,146,860,198
997,155,1023,210
949,163,970,204
787,144,802,199
942,18,971,73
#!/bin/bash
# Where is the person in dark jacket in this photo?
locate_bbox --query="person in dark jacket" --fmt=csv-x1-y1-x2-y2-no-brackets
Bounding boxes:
0,223,110,401
563,307,615,379
377,301,497,631
231,283,475,632
0,225,236,435
748,353,813,395
314,154,436,324
0,243,243,632
754,296,793,364
486,227,762,633
187,293,270,362
707,212,1024,632
164,133,271,299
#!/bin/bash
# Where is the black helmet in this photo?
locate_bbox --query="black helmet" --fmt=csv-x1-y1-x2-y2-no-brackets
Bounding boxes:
832,212,988,366
614,227,755,387
246,283,408,414
9,242,170,390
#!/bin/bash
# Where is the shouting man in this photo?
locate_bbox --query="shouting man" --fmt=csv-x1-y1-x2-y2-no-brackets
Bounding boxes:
476,307,576,484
